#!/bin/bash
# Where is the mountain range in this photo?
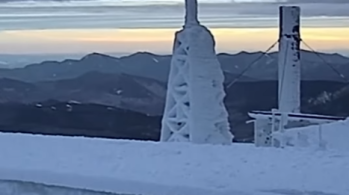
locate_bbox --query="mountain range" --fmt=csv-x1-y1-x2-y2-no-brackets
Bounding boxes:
0,79,346,142
2,50,349,83
0,71,167,115
0,50,349,141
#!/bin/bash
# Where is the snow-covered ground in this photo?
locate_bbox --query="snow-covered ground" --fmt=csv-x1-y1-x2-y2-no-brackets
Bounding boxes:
278,119,349,153
0,180,121,195
0,132,348,195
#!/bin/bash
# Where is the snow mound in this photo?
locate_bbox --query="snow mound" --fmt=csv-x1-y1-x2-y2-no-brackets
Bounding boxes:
280,119,349,152
0,133,348,195
0,180,121,195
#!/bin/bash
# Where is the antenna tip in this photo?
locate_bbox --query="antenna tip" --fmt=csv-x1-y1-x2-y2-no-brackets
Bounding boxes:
185,0,199,26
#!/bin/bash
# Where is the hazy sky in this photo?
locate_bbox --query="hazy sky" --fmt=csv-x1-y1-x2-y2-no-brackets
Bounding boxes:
1,0,349,54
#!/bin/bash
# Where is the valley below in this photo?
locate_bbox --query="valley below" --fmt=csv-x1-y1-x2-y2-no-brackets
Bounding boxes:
0,50,349,142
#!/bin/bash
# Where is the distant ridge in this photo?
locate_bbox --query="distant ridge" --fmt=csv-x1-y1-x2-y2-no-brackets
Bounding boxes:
0,71,167,115
0,101,161,140
0,49,348,83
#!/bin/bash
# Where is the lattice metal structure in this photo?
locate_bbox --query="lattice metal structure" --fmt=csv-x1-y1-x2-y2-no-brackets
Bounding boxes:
160,0,232,144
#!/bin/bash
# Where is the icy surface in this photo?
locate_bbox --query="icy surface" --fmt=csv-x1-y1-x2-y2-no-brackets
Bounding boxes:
187,24,232,144
0,180,122,195
278,6,301,113
278,119,349,152
0,133,348,195
161,0,232,144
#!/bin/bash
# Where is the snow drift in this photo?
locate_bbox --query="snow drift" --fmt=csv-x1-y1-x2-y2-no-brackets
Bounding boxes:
278,118,349,152
0,132,348,195
0,180,123,195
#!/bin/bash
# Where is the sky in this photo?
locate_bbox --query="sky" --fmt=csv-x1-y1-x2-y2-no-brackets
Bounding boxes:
0,0,349,55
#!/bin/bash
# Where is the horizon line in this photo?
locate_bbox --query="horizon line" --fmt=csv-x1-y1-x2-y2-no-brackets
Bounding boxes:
1,49,348,58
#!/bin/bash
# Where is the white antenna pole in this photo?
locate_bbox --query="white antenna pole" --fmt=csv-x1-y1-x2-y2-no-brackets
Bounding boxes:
278,6,301,113
185,0,199,26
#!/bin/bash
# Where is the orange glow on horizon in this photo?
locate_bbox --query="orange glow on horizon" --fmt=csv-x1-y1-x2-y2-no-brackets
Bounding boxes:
0,27,348,54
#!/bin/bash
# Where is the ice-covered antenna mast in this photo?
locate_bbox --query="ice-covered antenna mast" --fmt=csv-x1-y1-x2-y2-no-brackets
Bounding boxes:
185,0,199,26
278,6,301,113
160,0,233,144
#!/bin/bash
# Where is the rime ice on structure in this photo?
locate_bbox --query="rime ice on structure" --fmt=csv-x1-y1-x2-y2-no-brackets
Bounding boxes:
278,6,301,113
160,0,232,144
252,6,301,147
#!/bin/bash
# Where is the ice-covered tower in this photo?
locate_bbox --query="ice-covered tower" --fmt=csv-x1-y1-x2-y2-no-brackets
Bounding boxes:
278,6,301,113
160,0,233,144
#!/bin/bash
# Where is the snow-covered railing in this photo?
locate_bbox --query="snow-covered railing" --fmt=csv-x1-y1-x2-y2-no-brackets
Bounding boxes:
248,110,345,123
248,109,346,147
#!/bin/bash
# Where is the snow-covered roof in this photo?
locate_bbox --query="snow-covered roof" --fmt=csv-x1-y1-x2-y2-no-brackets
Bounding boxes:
0,133,348,195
